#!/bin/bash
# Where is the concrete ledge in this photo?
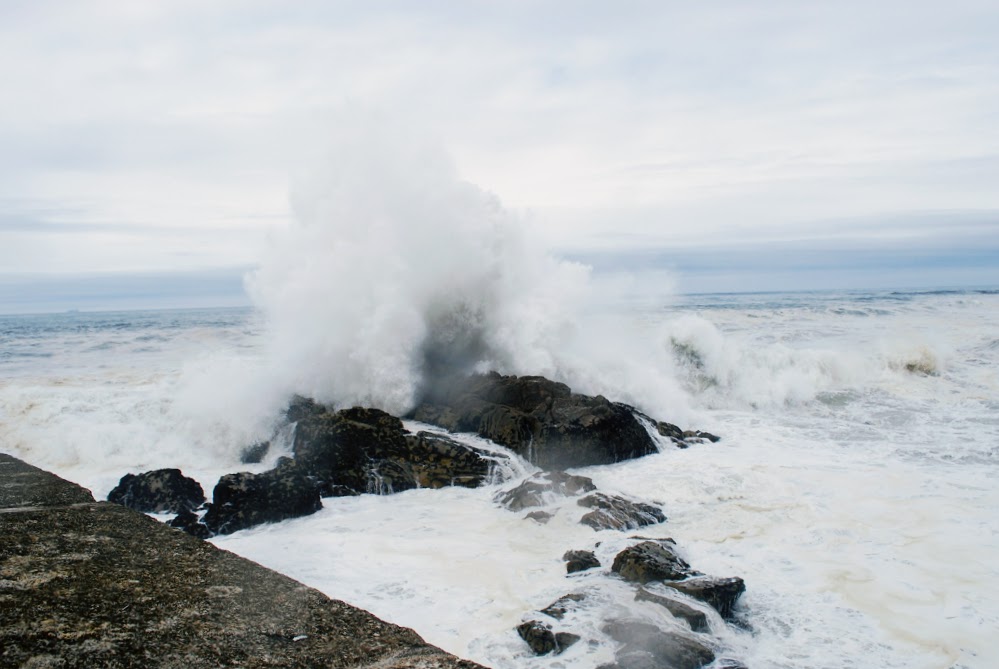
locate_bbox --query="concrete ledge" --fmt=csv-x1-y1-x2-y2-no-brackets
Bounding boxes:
0,453,485,668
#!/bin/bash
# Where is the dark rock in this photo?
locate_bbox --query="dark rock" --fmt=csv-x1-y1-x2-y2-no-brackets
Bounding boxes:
516,620,580,655
664,576,746,620
293,404,495,495
563,549,601,574
202,457,322,535
635,587,709,633
578,493,666,531
0,453,483,669
683,430,720,444
410,372,662,469
540,593,587,620
240,441,270,464
525,510,554,523
107,468,205,514
612,540,694,584
602,619,715,669
168,509,212,540
495,470,596,511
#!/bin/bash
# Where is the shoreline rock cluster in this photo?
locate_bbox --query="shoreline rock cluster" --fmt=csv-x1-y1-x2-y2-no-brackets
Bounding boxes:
105,372,745,668
0,453,481,669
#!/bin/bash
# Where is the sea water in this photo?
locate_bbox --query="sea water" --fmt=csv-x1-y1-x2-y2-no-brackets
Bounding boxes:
2,288,997,668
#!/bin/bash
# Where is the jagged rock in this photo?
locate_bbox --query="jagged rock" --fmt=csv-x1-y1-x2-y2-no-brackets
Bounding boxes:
540,593,587,620
495,471,597,511
683,430,720,444
410,372,662,469
578,493,666,531
240,441,270,464
168,509,212,540
107,468,205,514
664,576,746,620
563,549,601,574
612,540,693,584
525,510,554,523
601,619,715,669
292,404,495,495
202,458,322,535
516,620,580,655
635,587,709,633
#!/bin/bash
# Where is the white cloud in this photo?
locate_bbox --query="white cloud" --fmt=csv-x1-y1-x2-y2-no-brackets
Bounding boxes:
1,0,998,283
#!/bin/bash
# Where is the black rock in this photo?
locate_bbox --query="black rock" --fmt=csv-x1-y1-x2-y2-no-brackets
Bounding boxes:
540,593,587,620
634,587,709,633
202,457,322,535
292,405,495,496
239,441,270,464
410,372,662,469
516,620,580,655
168,509,212,540
495,471,596,511
107,469,205,514
601,619,715,669
563,550,601,574
525,510,554,523
578,493,666,531
611,540,694,584
664,576,746,620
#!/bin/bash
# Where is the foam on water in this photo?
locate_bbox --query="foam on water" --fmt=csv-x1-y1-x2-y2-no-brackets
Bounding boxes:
2,290,998,668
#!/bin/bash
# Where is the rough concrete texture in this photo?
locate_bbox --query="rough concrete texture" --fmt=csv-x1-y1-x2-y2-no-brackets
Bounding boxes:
0,453,485,668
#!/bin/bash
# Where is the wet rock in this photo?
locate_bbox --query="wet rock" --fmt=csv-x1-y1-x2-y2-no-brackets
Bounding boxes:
107,468,205,514
612,540,694,584
601,619,715,669
540,593,587,620
495,470,597,511
292,404,495,495
516,620,580,655
682,430,720,444
202,458,322,535
578,493,666,531
664,576,746,620
635,587,709,633
168,509,212,540
1,453,483,669
563,549,601,574
240,441,270,464
525,510,554,523
410,372,662,469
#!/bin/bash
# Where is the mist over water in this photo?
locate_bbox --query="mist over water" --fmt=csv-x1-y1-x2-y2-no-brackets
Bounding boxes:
242,122,690,422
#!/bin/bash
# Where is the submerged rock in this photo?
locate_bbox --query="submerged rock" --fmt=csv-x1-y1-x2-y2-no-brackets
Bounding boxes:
525,510,554,523
540,593,587,620
664,576,746,621
612,540,694,584
635,587,709,633
410,372,662,469
292,404,495,495
601,619,715,669
516,620,580,655
563,549,601,574
495,470,596,511
202,457,322,535
578,493,666,531
107,468,205,514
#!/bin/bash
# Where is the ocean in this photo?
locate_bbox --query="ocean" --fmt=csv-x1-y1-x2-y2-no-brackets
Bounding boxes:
2,287,997,668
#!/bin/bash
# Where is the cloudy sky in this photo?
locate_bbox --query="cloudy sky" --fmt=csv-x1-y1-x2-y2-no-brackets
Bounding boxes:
2,0,998,311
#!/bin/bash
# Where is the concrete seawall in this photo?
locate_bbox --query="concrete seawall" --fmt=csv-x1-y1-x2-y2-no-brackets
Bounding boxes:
0,453,485,668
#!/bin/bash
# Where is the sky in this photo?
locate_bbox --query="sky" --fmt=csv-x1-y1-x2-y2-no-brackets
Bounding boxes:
1,0,998,312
